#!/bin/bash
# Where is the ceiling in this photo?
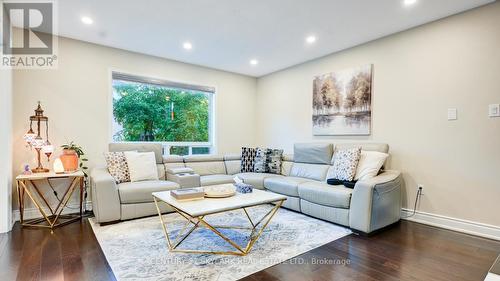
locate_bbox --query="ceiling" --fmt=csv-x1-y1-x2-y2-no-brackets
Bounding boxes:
53,0,494,77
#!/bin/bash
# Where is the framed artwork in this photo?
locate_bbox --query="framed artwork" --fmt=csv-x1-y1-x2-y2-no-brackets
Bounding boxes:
312,64,373,135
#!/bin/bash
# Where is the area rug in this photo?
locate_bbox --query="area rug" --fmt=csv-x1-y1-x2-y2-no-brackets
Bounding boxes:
89,205,351,281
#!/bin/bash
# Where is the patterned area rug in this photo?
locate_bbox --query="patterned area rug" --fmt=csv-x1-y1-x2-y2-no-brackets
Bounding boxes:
89,205,351,281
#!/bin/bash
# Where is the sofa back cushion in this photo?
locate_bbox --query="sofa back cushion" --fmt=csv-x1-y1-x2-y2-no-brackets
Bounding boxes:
163,155,186,170
109,143,163,164
334,143,389,154
289,162,330,181
156,164,166,180
224,154,241,175
184,155,226,176
294,143,333,165
280,154,294,176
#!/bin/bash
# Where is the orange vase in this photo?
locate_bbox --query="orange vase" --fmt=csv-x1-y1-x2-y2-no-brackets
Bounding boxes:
60,149,79,172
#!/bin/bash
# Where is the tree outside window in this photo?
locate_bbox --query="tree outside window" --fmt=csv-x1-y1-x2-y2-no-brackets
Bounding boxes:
112,80,211,144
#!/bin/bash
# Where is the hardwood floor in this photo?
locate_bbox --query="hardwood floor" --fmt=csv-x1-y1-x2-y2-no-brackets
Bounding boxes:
1,215,499,281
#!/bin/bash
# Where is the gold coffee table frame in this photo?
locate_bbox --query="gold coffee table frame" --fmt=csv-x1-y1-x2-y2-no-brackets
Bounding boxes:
16,171,84,230
153,196,285,256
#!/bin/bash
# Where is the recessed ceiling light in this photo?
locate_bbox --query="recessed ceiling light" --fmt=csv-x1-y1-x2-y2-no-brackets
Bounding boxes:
404,0,417,6
183,42,193,50
306,35,317,44
81,16,93,25
250,59,258,66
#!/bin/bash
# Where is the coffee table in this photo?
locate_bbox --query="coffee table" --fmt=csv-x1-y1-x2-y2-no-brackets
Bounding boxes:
152,188,286,256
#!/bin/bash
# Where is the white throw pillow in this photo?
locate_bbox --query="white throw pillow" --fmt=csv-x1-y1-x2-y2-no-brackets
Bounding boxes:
354,151,389,181
124,151,159,182
331,147,362,181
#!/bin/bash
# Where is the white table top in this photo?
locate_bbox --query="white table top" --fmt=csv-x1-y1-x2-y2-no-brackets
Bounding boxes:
153,188,287,217
16,171,85,180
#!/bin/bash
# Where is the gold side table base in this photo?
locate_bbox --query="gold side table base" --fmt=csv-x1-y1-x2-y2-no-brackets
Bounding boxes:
16,174,84,230
154,197,285,256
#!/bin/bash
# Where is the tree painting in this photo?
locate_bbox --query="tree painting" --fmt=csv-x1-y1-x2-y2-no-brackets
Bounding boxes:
312,65,372,135
112,81,210,142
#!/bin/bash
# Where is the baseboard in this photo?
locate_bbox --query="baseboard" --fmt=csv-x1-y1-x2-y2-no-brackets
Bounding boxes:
12,201,93,223
401,208,500,241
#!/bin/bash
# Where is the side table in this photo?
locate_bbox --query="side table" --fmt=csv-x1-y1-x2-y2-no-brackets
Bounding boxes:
16,171,85,230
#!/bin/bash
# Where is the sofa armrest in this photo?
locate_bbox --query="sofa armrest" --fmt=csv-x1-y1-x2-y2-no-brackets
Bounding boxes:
349,170,403,233
90,167,121,223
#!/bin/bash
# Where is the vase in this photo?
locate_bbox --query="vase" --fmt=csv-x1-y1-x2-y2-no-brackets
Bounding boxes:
60,149,79,172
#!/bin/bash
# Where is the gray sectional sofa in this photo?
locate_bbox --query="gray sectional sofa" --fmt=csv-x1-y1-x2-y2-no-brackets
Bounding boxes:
91,142,403,233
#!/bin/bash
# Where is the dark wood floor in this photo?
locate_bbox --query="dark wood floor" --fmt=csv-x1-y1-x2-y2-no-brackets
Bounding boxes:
1,215,499,281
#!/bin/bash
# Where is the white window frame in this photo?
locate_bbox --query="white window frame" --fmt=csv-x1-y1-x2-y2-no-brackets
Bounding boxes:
108,69,217,156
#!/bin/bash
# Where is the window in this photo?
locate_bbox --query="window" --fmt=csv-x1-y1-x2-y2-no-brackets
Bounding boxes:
111,72,214,155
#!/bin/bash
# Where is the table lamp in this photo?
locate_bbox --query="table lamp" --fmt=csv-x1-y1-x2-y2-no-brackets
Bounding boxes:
23,102,54,173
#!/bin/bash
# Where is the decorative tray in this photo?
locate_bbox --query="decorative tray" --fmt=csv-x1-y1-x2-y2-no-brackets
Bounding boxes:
204,184,237,198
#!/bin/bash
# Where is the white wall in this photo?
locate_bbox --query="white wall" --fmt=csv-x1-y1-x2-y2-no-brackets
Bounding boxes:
256,3,500,226
12,35,257,211
10,3,500,230
0,67,13,232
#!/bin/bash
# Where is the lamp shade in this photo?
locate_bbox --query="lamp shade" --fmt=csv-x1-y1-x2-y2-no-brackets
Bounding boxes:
42,141,54,159
32,136,45,149
23,129,36,145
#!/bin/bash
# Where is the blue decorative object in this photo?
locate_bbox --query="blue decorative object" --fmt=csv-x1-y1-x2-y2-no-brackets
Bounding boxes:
234,182,253,193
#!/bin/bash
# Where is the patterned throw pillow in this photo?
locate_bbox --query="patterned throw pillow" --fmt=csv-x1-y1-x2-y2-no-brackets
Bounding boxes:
253,148,284,174
267,149,283,174
331,147,362,181
104,152,131,184
253,148,268,173
240,147,257,172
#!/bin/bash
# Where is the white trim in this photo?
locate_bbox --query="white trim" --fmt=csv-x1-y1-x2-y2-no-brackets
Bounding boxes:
0,67,13,233
12,201,93,222
401,208,500,241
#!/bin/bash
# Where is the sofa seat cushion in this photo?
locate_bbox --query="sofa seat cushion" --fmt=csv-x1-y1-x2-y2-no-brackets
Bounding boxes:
118,180,179,204
264,176,312,197
200,174,234,186
236,172,283,189
298,181,352,209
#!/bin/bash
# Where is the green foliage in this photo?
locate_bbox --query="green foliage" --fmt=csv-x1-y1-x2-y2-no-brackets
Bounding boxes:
113,82,209,142
170,146,189,156
61,141,85,157
60,141,89,177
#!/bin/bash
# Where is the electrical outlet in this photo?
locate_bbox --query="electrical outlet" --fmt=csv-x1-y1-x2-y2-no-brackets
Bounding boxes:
489,104,500,117
447,108,457,120
418,184,424,195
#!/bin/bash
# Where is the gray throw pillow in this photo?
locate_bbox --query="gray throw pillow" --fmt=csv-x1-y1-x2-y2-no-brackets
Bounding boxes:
253,148,283,174
267,149,283,174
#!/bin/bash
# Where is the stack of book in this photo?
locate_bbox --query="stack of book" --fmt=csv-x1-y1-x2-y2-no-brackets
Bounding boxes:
170,188,205,201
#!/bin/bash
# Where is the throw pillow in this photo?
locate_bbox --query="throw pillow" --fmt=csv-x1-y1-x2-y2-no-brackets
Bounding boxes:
124,151,159,182
240,147,257,172
104,152,130,184
331,147,362,181
253,148,268,173
267,149,283,174
354,151,389,181
253,148,284,174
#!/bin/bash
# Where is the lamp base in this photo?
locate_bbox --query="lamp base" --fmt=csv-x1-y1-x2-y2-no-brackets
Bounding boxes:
32,167,49,173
